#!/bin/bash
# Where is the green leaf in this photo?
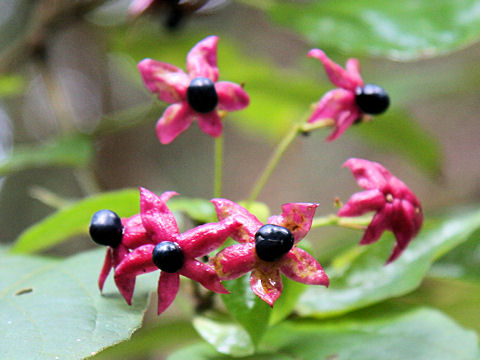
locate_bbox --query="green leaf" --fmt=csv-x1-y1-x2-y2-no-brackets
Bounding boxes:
169,308,479,360
353,109,442,176
0,248,151,360
192,316,254,357
168,197,217,224
429,229,480,281
262,308,479,360
168,342,294,360
298,207,480,318
0,135,93,177
268,0,480,60
269,277,306,325
11,188,140,254
93,320,199,359
392,278,480,336
220,277,271,346
239,201,270,224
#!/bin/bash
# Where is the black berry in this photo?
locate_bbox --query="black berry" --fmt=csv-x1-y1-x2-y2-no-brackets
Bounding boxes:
152,241,184,273
89,210,123,247
255,224,294,262
186,77,218,113
355,84,390,115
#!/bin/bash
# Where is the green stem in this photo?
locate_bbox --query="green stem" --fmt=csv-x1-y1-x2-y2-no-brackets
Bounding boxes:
311,214,373,230
247,123,301,204
214,135,223,198
246,118,335,205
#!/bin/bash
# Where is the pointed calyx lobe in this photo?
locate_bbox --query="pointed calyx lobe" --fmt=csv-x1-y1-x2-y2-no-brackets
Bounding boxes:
113,187,239,314
307,49,389,141
211,199,328,306
137,35,249,144
338,158,423,263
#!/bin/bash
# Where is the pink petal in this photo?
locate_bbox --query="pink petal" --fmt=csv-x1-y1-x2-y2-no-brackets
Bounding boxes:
137,59,189,103
99,244,130,292
280,247,329,286
128,0,155,17
326,109,360,142
388,199,421,263
180,259,229,294
178,217,240,258
308,89,356,123
211,199,262,243
343,158,393,190
360,205,392,245
156,102,195,144
186,36,219,82
250,264,283,307
139,188,179,243
346,58,362,82
308,49,363,90
157,272,180,314
122,214,152,249
307,89,360,142
196,111,223,138
210,243,256,280
338,189,386,217
98,248,113,292
267,202,319,244
389,175,422,208
215,81,250,111
114,244,157,304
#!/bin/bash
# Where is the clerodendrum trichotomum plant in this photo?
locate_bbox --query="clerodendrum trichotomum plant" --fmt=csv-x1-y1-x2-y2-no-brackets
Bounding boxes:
89,36,423,313
9,3,480,358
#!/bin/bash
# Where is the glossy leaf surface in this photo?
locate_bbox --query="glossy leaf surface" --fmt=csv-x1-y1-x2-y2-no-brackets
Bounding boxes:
0,248,151,360
269,0,480,60
11,189,140,254
168,308,479,359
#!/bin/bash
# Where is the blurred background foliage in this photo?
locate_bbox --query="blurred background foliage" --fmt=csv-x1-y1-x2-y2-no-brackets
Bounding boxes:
1,0,480,359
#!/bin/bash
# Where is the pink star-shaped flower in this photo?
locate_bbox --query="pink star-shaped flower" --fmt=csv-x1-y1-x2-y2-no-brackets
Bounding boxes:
114,187,240,314
210,199,329,306
338,158,423,263
138,35,250,144
96,191,177,293
308,49,389,141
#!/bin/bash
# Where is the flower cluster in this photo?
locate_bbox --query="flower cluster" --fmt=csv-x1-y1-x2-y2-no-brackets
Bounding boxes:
90,187,331,312
89,35,423,315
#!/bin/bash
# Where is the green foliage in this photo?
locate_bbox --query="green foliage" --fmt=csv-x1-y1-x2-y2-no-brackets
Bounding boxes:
92,320,199,359
0,248,152,360
429,229,480,281
0,135,93,177
297,208,480,317
268,0,480,60
220,277,271,347
11,189,140,254
169,308,479,359
193,316,255,357
169,197,217,224
392,278,480,335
